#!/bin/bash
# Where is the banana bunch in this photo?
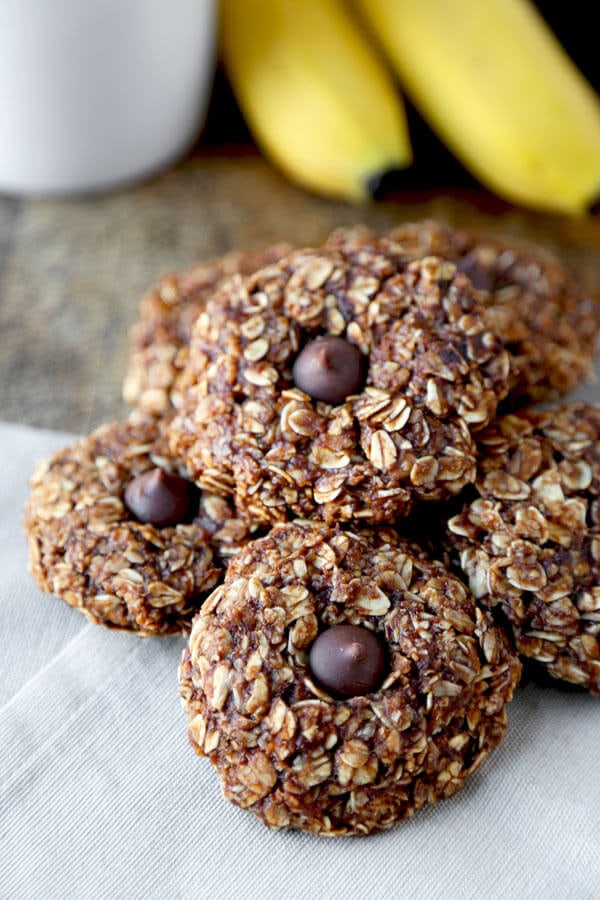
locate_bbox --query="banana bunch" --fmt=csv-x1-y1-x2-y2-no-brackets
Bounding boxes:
220,0,600,214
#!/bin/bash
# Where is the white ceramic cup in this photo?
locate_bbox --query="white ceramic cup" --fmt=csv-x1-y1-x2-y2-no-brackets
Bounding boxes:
0,0,216,195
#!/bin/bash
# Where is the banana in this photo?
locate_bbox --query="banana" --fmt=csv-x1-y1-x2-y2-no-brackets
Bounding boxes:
220,0,412,202
352,0,600,213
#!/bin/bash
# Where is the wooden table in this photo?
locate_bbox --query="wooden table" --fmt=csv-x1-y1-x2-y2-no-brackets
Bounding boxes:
1,146,599,434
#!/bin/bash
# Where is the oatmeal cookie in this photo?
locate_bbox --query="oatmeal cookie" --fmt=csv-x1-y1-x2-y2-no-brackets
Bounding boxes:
179,521,520,836
123,244,292,416
327,220,599,405
24,417,249,636
169,244,511,526
445,403,600,696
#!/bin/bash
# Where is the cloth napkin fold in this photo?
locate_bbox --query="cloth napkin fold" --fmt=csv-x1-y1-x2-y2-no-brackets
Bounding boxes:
1,420,600,900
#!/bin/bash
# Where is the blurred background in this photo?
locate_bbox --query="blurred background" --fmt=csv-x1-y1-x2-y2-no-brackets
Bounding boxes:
1,0,599,434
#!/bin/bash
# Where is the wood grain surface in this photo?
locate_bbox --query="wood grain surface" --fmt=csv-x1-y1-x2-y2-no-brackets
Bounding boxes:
1,150,599,433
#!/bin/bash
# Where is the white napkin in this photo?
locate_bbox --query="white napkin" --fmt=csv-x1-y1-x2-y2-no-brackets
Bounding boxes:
1,419,600,900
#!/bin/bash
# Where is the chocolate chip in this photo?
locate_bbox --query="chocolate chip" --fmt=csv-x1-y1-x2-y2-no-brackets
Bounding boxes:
292,336,365,405
457,251,493,292
124,468,200,526
308,624,386,698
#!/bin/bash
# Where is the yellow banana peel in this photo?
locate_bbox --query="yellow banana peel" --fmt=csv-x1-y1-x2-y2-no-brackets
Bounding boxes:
352,0,600,213
220,0,412,202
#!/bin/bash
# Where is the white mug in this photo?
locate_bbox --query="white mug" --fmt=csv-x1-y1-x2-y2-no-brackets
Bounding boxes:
0,0,216,195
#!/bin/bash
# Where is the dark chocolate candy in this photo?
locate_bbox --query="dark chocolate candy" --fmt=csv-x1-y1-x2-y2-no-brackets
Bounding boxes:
309,624,386,698
124,468,199,526
292,336,365,405
457,251,494,293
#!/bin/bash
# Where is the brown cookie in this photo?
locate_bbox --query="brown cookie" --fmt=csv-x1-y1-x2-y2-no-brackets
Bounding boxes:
327,220,600,405
168,243,511,526
123,244,292,416
445,403,600,696
179,520,521,835
24,417,249,636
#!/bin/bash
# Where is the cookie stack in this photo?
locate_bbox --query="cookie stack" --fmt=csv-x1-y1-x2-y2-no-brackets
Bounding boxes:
24,220,600,836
